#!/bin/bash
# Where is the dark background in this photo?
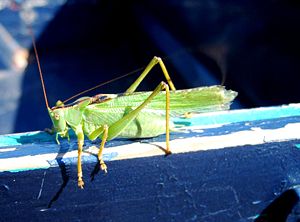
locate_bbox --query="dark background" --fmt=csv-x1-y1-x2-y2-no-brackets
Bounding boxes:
14,0,300,132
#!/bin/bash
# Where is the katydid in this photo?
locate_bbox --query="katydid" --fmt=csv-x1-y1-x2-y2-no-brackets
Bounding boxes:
32,39,237,189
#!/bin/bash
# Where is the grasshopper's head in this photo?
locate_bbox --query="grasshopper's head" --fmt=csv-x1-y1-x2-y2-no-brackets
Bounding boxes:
48,105,69,141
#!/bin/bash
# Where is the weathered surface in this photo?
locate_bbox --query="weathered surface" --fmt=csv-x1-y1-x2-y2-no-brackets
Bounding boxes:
1,105,300,221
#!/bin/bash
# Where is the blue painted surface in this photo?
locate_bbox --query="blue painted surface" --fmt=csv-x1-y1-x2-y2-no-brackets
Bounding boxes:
1,104,300,174
0,98,300,221
2,139,300,221
1,104,300,147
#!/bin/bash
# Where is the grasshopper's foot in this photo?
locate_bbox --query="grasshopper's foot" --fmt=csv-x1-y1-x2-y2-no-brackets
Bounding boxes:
165,150,172,156
78,178,84,189
100,160,107,173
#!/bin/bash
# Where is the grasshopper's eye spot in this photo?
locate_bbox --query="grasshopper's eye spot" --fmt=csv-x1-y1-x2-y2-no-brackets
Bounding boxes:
56,100,64,107
54,113,60,120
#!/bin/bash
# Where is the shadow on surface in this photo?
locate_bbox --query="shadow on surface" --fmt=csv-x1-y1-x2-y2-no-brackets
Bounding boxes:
255,188,300,222
47,142,70,208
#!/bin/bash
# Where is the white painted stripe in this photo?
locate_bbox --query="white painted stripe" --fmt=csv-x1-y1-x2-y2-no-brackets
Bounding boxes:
1,122,300,172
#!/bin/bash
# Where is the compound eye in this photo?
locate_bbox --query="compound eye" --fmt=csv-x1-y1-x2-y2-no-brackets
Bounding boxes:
54,113,60,120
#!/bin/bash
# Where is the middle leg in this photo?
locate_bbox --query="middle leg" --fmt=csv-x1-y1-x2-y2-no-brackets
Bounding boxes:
98,124,108,173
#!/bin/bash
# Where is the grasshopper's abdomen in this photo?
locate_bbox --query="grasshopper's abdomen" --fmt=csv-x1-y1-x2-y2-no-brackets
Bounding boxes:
118,110,171,138
81,85,237,140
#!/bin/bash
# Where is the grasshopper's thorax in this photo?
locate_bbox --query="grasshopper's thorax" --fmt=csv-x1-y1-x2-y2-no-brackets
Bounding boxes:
48,106,69,143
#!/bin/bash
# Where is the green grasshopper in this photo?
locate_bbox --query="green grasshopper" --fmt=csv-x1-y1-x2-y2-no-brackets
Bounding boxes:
32,39,237,188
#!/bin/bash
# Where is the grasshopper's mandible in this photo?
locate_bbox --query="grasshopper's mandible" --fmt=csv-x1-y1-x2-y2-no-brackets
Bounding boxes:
32,37,237,189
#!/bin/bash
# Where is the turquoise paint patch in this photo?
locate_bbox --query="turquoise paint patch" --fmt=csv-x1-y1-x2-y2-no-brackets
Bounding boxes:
0,136,22,146
0,131,78,147
0,131,54,147
9,166,50,173
295,144,300,149
172,105,300,127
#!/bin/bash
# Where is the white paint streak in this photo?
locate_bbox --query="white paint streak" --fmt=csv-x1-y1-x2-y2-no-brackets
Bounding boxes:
1,122,300,172
108,122,300,161
0,153,55,172
0,147,16,152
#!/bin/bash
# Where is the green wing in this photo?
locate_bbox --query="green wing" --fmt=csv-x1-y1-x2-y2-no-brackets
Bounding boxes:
89,85,237,116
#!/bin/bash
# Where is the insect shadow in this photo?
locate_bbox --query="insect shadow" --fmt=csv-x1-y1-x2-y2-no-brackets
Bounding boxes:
254,187,300,222
90,160,101,182
47,141,70,208
87,138,171,181
79,148,101,182
138,140,171,156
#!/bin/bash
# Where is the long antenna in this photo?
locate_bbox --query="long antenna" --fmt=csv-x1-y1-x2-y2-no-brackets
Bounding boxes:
62,67,144,104
62,53,177,104
29,28,50,109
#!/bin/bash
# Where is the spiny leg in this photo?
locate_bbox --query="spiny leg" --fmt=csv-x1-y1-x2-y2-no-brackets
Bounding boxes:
108,81,171,155
76,130,85,189
98,124,108,173
125,56,176,94
164,83,171,155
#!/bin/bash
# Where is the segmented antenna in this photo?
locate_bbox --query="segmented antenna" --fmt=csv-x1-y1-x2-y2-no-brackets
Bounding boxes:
30,29,50,109
62,67,144,104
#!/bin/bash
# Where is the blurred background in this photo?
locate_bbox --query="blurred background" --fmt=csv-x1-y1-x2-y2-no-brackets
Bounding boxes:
0,0,300,134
